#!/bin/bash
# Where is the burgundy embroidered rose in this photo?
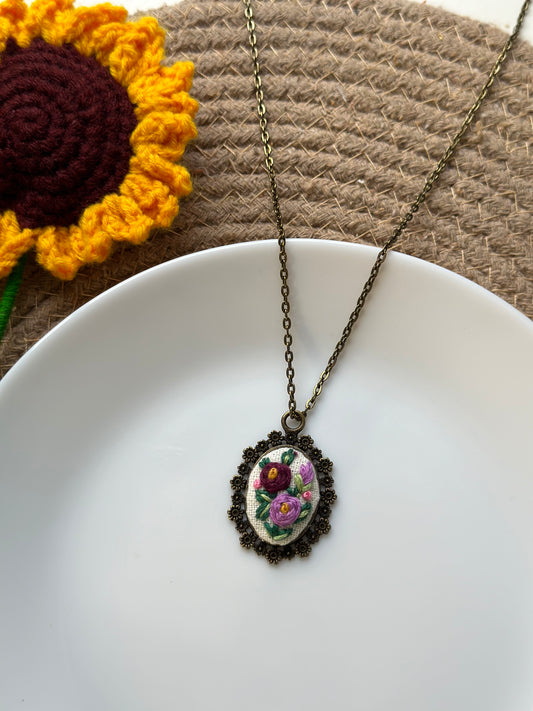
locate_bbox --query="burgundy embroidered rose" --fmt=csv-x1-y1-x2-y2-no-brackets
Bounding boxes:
259,462,291,493
270,494,301,527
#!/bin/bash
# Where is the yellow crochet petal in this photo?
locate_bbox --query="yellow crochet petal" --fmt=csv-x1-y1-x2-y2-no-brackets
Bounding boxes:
71,17,129,59
130,111,197,162
54,4,126,49
77,202,114,264
0,18,11,51
0,0,127,48
22,0,73,45
130,62,194,98
38,2,125,47
128,62,198,120
0,211,36,279
0,0,27,46
131,151,193,198
0,0,27,27
81,194,153,248
100,194,154,244
34,224,86,280
135,89,199,123
104,17,165,87
120,168,178,226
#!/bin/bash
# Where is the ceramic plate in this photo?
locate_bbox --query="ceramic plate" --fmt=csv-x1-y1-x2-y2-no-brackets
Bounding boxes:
1,240,532,711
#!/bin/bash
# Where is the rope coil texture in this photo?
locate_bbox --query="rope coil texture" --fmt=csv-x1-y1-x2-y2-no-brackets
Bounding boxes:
0,0,531,376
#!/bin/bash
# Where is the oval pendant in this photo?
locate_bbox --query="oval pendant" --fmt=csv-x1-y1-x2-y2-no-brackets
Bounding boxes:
228,430,336,564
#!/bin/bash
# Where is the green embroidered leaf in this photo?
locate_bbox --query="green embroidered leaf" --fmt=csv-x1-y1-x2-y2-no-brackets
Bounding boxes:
255,489,275,503
286,486,299,498
273,529,293,541
264,520,275,537
281,449,296,465
294,473,304,493
255,501,271,520
264,522,293,540
302,483,313,493
259,457,270,468
296,502,312,522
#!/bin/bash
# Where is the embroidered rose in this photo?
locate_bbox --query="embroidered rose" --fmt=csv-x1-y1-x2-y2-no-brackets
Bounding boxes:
270,494,301,528
259,462,291,493
300,461,314,485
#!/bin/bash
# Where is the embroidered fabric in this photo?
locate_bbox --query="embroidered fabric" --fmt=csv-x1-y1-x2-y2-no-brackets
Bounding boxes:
229,431,336,564
245,446,321,546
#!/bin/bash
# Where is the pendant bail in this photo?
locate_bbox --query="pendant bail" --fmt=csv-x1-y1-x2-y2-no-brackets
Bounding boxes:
281,409,306,434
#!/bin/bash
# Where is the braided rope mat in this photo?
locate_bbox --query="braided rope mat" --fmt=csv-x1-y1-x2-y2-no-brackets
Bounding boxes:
0,0,531,377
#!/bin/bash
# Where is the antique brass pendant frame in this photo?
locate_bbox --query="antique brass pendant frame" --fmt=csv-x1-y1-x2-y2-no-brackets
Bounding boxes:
228,430,336,564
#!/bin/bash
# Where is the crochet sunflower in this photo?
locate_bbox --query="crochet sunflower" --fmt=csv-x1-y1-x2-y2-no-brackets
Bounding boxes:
0,0,197,288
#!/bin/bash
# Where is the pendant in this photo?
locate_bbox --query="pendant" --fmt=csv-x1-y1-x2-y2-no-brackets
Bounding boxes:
228,423,336,564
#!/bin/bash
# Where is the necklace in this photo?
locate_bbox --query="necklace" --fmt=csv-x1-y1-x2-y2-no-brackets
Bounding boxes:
228,0,530,564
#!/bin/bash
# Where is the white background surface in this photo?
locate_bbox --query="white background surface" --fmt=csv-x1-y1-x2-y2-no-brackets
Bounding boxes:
1,241,532,710
74,0,533,44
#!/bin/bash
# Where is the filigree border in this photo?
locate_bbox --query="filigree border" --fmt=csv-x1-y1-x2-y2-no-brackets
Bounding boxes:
228,430,336,564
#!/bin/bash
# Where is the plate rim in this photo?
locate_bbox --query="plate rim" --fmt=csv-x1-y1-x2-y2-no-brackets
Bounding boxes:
1,238,532,391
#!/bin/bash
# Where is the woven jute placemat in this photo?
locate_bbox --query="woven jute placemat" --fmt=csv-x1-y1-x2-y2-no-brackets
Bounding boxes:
0,0,531,377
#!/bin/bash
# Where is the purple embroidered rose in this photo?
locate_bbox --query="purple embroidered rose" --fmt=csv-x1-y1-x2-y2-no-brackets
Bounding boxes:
270,493,301,527
260,462,291,493
300,460,315,485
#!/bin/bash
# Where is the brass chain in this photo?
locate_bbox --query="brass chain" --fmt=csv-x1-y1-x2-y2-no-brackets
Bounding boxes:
243,0,530,423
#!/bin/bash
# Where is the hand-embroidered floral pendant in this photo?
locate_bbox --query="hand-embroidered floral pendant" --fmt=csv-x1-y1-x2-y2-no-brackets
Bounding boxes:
0,0,197,280
228,431,336,564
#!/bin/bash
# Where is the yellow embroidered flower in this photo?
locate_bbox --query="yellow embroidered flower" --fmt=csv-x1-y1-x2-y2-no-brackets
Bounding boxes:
0,0,197,279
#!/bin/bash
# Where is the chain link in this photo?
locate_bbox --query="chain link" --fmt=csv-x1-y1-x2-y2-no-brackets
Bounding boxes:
243,0,530,416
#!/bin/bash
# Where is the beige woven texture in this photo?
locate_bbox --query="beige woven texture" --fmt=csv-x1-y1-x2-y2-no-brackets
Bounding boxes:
1,0,532,377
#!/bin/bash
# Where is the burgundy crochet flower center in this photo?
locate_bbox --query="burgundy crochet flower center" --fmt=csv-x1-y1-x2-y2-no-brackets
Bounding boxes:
0,37,137,229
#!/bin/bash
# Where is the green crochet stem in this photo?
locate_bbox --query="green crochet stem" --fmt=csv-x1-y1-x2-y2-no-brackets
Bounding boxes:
0,254,27,344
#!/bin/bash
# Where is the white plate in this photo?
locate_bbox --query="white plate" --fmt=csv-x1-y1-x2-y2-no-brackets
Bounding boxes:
1,239,532,711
